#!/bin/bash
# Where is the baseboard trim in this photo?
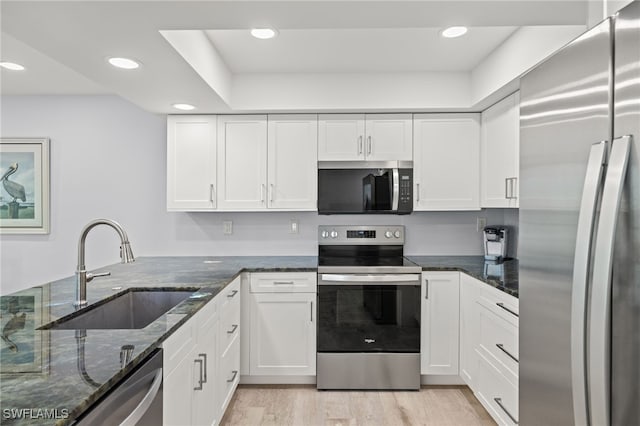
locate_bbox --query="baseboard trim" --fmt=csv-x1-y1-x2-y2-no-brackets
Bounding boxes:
240,375,316,385
421,375,466,385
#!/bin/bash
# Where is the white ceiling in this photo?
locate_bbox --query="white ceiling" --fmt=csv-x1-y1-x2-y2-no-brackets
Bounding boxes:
0,1,588,114
205,27,518,73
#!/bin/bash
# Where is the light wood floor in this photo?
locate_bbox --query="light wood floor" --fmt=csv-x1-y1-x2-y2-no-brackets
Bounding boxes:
220,385,496,426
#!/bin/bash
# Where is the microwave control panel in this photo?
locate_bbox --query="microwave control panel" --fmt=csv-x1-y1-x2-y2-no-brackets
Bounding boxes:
398,169,413,211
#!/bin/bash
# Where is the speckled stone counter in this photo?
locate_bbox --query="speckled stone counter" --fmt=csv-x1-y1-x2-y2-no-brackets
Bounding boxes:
0,256,316,425
406,256,519,297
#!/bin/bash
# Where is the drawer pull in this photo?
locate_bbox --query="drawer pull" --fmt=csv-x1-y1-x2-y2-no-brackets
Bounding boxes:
273,281,294,285
496,302,519,317
227,370,238,383
496,343,519,363
199,353,208,383
194,358,204,391
227,290,238,298
227,324,238,334
494,397,518,424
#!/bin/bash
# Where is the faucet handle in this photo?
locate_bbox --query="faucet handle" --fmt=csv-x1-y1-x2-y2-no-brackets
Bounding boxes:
86,271,111,282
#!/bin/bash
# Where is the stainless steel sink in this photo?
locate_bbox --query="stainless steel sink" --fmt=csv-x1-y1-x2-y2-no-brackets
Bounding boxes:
40,289,195,330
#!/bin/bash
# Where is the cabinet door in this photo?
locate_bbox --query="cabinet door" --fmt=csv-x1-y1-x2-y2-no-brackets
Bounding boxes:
250,292,316,375
267,115,318,210
318,114,365,161
193,309,219,426
217,115,267,210
163,346,196,426
481,92,520,208
420,271,460,375
167,115,216,211
365,114,413,161
460,273,483,390
413,114,480,210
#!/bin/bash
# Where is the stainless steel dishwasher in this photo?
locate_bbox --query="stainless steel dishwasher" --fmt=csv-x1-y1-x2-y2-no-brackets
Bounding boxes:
74,349,163,425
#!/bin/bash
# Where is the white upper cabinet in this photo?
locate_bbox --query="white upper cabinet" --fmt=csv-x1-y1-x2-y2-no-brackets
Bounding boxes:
167,115,217,211
481,92,520,208
267,115,318,210
217,115,268,210
318,113,412,161
318,114,365,161
413,114,480,210
217,114,317,211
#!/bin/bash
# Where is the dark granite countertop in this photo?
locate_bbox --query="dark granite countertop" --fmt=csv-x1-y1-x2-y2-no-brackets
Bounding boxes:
0,256,316,425
0,254,516,425
406,255,519,298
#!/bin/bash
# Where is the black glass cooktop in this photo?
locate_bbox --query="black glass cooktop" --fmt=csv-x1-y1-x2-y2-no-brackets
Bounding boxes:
318,245,418,268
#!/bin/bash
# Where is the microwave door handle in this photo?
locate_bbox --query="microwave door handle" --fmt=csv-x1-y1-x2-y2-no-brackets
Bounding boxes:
570,141,606,426
392,168,399,210
589,135,631,426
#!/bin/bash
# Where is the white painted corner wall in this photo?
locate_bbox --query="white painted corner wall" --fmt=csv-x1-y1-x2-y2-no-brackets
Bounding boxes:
0,95,508,295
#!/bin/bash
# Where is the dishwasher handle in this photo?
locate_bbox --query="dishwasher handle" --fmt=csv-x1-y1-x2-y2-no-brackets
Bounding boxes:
120,368,163,426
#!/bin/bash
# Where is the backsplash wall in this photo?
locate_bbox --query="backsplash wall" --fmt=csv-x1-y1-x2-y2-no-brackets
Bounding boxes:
1,95,510,294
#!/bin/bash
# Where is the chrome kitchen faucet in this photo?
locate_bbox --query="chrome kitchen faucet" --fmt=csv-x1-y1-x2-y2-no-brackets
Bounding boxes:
75,219,135,307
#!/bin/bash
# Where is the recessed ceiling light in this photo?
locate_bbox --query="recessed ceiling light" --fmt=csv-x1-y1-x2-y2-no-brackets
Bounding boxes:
107,57,140,69
172,103,196,111
441,26,468,38
0,62,25,71
251,28,278,39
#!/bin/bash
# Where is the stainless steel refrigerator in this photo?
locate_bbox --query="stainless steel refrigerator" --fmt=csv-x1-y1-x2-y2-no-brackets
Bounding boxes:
519,1,639,425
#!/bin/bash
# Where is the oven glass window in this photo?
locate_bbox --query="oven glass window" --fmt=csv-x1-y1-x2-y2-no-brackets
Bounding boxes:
317,284,421,353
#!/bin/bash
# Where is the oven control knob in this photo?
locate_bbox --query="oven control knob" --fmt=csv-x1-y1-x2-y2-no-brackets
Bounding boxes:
330,230,338,238
394,230,401,238
385,231,393,238
321,230,329,238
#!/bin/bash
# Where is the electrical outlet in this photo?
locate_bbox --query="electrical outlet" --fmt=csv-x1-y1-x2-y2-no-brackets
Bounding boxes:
290,219,299,234
477,217,487,232
223,221,233,235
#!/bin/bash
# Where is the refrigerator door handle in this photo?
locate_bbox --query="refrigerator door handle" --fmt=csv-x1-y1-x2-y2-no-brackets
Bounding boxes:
570,140,607,426
589,135,632,426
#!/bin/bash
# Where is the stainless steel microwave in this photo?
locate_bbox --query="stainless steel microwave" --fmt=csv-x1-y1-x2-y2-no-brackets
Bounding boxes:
317,161,413,214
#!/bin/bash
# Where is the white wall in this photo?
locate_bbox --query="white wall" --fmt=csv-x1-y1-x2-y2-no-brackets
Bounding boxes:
0,95,505,295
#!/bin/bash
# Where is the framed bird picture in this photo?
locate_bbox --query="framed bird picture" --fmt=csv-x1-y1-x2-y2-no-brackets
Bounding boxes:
0,138,50,234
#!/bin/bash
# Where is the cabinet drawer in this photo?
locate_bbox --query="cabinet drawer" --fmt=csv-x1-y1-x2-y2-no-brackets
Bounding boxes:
219,277,241,312
250,272,317,293
218,338,240,416
479,286,518,326
477,349,519,426
478,301,518,380
219,302,240,356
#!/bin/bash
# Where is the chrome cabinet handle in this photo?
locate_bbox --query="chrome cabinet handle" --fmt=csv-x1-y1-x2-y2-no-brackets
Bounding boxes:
227,370,238,383
494,398,518,424
120,368,163,426
270,183,274,203
273,281,294,285
194,358,204,390
367,136,372,155
210,184,215,203
496,343,519,363
310,301,313,322
261,184,265,203
589,135,631,426
199,353,208,383
227,289,238,298
496,302,518,317
416,183,420,202
570,141,606,426
511,177,517,199
424,279,429,299
358,135,363,154
227,324,238,334
505,178,509,199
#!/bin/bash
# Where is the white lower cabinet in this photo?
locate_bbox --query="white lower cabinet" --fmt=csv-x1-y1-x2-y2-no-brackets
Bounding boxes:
420,271,460,375
460,273,519,426
247,272,317,377
163,276,240,426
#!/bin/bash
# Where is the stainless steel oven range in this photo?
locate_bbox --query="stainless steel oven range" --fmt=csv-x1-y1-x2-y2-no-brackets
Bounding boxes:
316,225,422,390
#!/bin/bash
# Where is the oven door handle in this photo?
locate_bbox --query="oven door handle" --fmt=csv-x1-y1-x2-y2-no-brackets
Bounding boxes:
319,274,421,284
